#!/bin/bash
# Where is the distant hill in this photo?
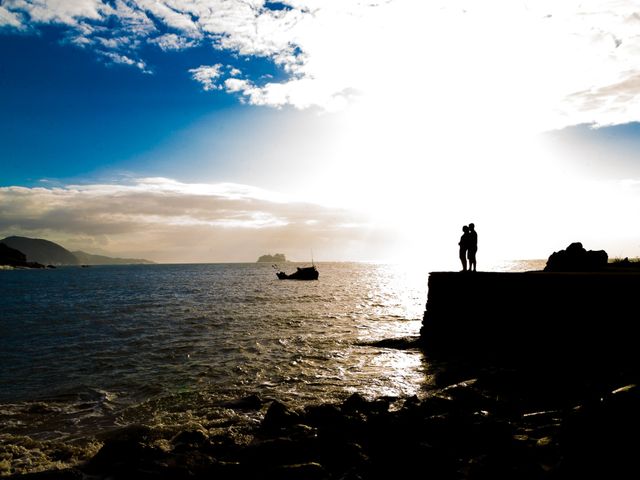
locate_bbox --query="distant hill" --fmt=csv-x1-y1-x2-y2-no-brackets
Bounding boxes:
257,253,287,263
0,236,154,266
1,236,78,265
72,251,155,265
0,242,44,268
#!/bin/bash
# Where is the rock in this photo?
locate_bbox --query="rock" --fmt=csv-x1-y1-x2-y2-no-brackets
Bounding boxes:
4,469,83,479
303,404,344,429
271,462,328,480
316,440,368,475
84,424,165,474
558,384,639,478
262,401,300,432
241,437,319,468
172,428,209,448
341,393,390,417
544,242,608,272
342,393,369,413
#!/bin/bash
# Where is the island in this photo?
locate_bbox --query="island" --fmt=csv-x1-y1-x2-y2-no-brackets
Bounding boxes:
257,253,287,263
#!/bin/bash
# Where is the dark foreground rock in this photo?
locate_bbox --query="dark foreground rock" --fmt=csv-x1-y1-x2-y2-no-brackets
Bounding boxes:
10,369,638,480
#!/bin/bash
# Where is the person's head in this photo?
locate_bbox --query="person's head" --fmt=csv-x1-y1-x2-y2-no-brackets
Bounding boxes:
463,226,469,233
469,223,475,231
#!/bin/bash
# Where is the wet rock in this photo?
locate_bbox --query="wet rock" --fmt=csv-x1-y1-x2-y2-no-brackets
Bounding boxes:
271,462,327,480
304,404,344,429
172,428,209,448
316,440,368,475
558,383,639,478
242,437,319,468
286,423,318,441
164,450,218,478
442,379,482,402
262,401,300,432
6,469,83,479
342,393,369,413
84,424,166,475
401,395,420,410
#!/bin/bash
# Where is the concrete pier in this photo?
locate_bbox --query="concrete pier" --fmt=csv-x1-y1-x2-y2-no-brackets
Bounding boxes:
421,271,640,363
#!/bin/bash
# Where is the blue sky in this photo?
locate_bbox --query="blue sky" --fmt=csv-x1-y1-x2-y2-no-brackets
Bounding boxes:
2,1,640,262
0,23,285,185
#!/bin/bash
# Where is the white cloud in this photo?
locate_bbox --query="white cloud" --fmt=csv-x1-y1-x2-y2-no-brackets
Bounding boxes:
99,51,150,73
0,5,23,28
149,32,198,51
224,77,250,93
3,0,106,26
135,0,199,34
5,1,640,128
0,178,389,262
189,64,224,90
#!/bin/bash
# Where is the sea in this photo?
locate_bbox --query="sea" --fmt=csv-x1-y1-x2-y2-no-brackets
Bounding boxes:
0,260,543,475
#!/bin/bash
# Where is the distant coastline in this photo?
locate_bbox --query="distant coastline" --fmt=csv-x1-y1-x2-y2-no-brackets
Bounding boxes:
0,236,154,267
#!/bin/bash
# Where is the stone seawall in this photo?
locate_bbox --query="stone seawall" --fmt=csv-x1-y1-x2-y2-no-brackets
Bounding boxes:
421,271,640,363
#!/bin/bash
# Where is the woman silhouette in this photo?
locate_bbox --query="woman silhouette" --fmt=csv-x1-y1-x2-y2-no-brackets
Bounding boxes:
459,225,470,271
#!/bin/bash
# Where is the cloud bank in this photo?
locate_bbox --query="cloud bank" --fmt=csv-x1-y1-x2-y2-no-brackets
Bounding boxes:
4,1,640,128
0,178,393,263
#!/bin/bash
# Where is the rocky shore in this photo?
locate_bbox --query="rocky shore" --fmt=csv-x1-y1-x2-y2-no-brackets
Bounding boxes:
9,353,637,480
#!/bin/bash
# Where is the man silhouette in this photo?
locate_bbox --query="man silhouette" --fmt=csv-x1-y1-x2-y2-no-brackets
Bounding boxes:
459,225,470,271
467,223,477,272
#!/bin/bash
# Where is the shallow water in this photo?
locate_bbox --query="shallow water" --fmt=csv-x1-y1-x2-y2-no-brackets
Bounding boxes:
0,260,538,475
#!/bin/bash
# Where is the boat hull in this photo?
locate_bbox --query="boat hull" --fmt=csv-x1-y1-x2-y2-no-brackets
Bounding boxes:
276,267,319,280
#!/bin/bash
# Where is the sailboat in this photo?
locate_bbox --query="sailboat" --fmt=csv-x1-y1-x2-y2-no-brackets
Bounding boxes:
275,265,319,280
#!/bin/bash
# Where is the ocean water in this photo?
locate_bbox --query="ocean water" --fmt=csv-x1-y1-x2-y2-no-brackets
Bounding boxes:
0,261,540,475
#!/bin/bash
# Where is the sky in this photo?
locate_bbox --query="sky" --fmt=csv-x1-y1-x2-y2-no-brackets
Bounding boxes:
2,0,640,264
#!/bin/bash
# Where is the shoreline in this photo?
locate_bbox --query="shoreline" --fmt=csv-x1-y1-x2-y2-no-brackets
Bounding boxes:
7,352,637,480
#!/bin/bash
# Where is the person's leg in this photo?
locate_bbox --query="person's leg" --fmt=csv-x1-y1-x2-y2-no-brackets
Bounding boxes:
468,249,476,271
460,249,467,271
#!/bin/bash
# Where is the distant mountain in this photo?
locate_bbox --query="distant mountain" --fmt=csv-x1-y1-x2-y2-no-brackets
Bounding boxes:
257,253,287,263
72,251,155,265
0,236,154,266
1,236,78,265
0,242,44,268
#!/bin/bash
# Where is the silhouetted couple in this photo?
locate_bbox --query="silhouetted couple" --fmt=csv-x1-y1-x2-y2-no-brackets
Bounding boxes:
458,223,477,272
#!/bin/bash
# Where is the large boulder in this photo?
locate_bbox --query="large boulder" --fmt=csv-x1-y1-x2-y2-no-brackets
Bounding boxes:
544,242,608,272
